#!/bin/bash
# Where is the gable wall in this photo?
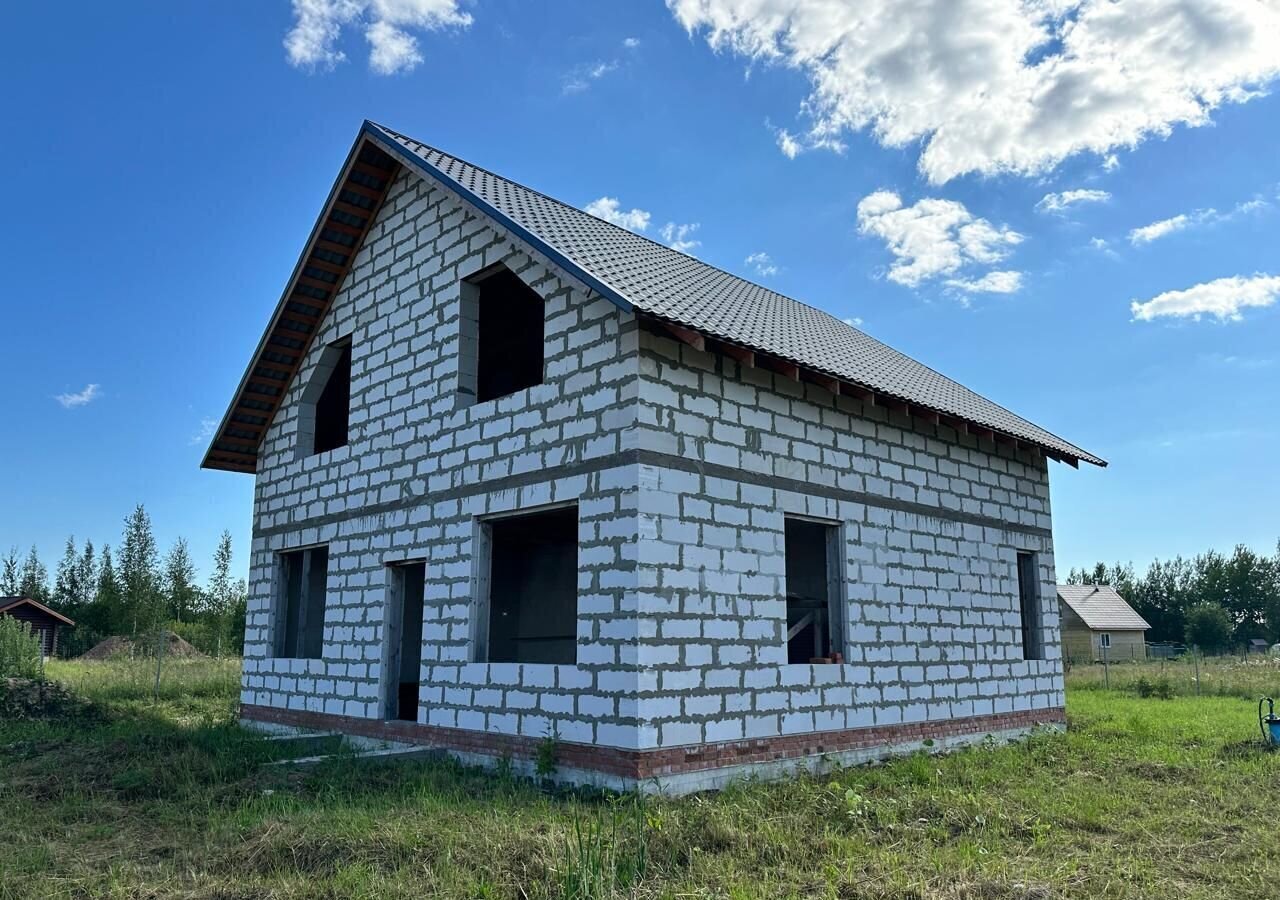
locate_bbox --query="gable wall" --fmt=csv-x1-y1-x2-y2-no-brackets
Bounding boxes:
630,331,1063,750
1059,604,1094,661
239,168,647,747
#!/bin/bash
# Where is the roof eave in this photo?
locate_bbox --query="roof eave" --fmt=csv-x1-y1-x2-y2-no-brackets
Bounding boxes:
641,313,1107,468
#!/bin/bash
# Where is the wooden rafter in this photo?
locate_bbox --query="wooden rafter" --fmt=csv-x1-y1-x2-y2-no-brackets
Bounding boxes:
201,138,401,473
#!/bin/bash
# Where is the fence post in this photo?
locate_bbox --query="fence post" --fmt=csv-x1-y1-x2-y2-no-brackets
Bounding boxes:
1193,647,1201,697
1102,643,1110,690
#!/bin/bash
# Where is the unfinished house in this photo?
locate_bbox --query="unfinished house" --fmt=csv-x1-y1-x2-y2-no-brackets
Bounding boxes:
202,121,1105,793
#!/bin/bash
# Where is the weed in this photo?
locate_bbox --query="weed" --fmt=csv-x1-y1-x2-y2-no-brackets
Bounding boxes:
1135,676,1176,699
555,800,648,899
535,727,560,778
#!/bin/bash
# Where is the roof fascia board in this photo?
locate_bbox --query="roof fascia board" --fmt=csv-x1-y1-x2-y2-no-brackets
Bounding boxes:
200,133,379,471
360,122,635,316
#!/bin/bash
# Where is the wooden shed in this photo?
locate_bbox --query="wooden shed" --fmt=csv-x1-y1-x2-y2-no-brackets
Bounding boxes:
1057,585,1149,662
0,597,75,657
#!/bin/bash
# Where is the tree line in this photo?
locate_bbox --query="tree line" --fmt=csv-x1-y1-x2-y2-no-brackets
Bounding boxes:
1067,541,1280,654
1,504,247,657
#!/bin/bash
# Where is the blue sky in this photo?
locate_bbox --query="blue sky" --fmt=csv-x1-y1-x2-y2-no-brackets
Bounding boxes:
1,1,1277,584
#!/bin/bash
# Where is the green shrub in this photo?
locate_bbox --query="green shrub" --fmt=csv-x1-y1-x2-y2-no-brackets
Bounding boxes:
0,616,43,679
1185,603,1232,655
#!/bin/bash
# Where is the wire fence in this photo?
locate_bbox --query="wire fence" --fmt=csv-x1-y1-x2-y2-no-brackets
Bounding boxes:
1065,648,1280,700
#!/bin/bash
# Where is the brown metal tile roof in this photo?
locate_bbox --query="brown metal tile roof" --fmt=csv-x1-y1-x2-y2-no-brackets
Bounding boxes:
367,122,1105,467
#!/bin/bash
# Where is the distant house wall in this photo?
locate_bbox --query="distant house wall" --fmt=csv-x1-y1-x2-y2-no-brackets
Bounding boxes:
0,605,60,656
1059,602,1146,661
1099,630,1146,661
1059,605,1093,662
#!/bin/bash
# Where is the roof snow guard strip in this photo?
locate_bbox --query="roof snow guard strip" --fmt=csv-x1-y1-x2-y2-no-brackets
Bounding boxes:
203,121,1104,473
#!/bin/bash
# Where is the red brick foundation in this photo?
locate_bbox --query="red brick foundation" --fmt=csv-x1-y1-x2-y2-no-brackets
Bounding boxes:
240,704,1065,781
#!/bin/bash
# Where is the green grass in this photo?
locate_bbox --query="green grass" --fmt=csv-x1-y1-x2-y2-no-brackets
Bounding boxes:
2,658,1280,899
1067,653,1280,701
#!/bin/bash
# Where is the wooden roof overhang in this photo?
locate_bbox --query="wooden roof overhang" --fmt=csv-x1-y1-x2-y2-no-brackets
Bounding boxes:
0,597,76,626
201,136,401,473
640,316,1085,468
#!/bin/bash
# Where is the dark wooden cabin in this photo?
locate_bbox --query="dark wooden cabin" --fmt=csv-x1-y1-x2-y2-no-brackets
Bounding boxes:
0,597,75,657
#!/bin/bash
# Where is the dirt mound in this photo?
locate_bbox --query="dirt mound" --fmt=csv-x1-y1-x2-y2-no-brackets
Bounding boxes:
80,631,206,661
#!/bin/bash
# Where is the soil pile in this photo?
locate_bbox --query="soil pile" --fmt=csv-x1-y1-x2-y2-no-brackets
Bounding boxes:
1,677,96,720
80,632,205,661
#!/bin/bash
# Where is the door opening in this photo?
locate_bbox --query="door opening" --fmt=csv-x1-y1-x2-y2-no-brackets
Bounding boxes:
384,562,426,722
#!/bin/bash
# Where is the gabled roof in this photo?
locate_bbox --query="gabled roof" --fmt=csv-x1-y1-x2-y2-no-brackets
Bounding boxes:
202,120,1106,472
1056,584,1149,631
0,597,75,626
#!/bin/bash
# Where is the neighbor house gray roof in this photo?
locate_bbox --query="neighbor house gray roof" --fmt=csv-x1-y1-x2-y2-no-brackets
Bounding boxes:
366,122,1104,468
1056,585,1150,631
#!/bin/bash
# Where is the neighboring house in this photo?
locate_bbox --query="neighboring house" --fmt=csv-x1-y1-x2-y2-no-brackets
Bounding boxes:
1248,638,1270,655
202,121,1105,793
0,597,75,658
1056,585,1149,662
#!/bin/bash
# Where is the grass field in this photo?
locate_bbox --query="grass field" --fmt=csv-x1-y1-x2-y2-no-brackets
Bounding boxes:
3,657,1280,899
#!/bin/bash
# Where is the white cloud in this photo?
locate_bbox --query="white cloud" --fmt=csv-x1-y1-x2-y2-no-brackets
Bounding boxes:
284,0,470,74
855,190,1023,291
1200,351,1274,370
55,384,100,409
1089,236,1120,260
1129,212,1197,245
661,222,701,253
745,251,778,277
775,127,802,159
1037,189,1111,214
1102,154,1120,172
366,20,422,74
563,59,620,94
842,316,863,327
191,417,219,446
583,197,651,232
668,0,1280,183
1131,273,1280,323
623,37,641,49
1129,196,1270,244
945,270,1024,295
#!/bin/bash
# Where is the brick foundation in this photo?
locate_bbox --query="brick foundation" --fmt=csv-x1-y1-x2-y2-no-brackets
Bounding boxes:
241,702,1064,787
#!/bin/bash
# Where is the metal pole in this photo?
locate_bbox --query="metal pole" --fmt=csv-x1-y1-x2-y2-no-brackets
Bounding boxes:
1193,647,1201,697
